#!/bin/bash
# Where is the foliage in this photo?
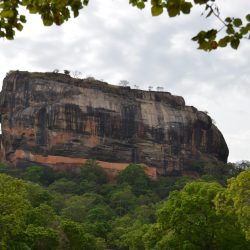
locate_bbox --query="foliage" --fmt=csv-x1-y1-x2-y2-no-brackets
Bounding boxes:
189,160,241,185
1,0,249,51
48,178,81,194
119,80,130,87
25,225,59,250
64,69,70,75
78,160,109,194
215,169,250,240
61,193,106,223
26,182,53,207
80,160,108,185
117,164,150,195
26,203,57,227
61,220,107,250
23,165,63,186
132,0,250,51
0,174,60,249
145,181,250,249
0,164,249,249
0,174,30,248
109,185,137,215
149,175,195,200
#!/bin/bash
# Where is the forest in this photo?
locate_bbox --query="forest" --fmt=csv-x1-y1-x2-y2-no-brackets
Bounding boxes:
0,160,249,250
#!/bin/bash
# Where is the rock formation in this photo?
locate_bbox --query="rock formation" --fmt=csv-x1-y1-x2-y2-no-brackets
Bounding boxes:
0,71,229,178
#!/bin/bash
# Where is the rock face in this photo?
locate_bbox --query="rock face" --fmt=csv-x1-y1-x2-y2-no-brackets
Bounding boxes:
0,71,229,177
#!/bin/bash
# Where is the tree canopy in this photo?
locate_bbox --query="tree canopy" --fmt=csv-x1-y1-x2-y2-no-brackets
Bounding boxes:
0,162,249,249
215,169,250,241
144,181,250,249
0,0,249,51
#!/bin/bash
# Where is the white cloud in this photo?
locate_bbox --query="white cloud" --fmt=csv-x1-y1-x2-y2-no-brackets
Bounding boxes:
0,0,249,161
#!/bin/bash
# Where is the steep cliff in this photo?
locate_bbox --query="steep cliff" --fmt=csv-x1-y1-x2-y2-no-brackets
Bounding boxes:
0,71,229,177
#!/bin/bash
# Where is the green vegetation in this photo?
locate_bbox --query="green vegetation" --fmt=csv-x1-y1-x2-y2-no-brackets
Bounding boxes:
0,161,249,249
0,1,249,51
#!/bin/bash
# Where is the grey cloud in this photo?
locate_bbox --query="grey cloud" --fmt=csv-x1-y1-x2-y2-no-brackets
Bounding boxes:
0,0,249,161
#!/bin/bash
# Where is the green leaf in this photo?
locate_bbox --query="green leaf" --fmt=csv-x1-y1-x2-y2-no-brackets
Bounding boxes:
0,31,5,37
240,27,249,35
205,29,217,40
218,37,229,47
226,25,235,34
230,38,240,49
166,0,181,17
151,6,163,16
181,2,192,14
192,31,206,41
137,2,145,9
1,10,15,18
6,29,15,40
83,0,89,5
28,6,38,14
167,7,180,17
198,41,210,51
73,9,79,18
194,0,208,5
225,17,232,23
20,15,27,23
42,17,53,26
16,23,23,31
233,18,242,27
191,35,199,41
246,14,250,22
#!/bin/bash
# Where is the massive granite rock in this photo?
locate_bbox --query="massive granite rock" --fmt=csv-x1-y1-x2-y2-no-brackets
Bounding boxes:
0,71,229,178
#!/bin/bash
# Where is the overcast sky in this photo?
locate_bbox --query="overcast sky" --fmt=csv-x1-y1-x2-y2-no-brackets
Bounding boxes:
0,0,249,162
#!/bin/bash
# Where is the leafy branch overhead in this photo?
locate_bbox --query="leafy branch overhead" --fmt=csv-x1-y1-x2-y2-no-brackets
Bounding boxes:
0,0,249,51
132,0,250,51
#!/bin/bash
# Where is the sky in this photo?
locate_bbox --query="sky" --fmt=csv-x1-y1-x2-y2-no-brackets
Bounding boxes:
0,0,249,162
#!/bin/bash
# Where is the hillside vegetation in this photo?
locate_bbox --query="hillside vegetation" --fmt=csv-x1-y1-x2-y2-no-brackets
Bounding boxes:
0,161,249,249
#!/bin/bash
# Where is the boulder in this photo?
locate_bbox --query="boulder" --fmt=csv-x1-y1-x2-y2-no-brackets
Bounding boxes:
0,71,229,178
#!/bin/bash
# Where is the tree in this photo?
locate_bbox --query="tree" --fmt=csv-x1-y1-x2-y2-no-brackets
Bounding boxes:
0,1,249,51
61,220,106,250
117,164,150,195
144,181,250,250
0,174,31,248
26,182,53,207
25,225,59,250
234,160,250,171
215,169,250,241
48,178,80,194
23,165,58,186
72,70,82,78
156,86,164,92
26,204,57,227
61,193,105,223
119,80,130,87
80,160,108,185
64,69,70,75
110,186,137,215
